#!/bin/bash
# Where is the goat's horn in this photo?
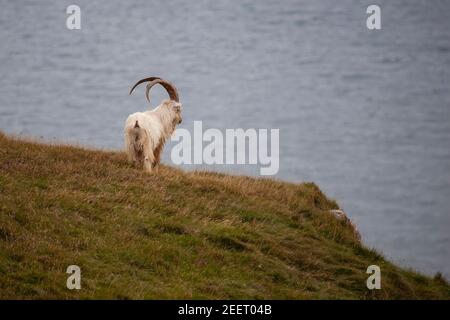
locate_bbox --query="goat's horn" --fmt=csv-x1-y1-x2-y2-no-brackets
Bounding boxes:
129,77,161,95
145,79,179,103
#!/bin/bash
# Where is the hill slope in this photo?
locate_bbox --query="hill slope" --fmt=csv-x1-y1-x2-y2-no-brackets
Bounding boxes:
0,132,448,299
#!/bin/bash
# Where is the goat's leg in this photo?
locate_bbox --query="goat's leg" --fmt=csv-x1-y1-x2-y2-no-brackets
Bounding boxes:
125,129,144,167
143,159,152,173
143,147,155,173
126,142,136,164
125,133,136,164
152,140,164,173
143,154,153,173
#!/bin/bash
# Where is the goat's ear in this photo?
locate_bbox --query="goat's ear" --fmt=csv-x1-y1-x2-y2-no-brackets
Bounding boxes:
173,103,181,112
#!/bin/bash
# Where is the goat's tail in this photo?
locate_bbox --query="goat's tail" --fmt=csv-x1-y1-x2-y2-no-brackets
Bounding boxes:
126,120,147,162
131,121,144,153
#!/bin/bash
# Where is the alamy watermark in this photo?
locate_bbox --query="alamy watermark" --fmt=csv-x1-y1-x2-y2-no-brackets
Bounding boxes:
366,265,381,289
66,5,81,30
171,121,279,176
66,4,381,31
366,5,381,30
66,265,81,290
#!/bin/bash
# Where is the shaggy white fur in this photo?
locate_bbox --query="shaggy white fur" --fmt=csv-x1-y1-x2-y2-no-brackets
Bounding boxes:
124,99,182,173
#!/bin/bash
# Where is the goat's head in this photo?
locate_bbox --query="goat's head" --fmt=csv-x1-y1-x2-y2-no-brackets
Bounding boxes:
130,76,182,124
171,101,182,124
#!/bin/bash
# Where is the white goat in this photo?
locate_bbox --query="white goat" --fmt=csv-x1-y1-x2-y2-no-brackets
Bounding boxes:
125,77,182,173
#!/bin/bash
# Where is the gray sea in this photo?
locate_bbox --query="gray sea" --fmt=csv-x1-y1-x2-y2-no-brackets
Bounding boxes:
1,0,449,278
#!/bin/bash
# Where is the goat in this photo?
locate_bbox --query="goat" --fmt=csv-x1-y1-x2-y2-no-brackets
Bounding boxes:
124,77,182,173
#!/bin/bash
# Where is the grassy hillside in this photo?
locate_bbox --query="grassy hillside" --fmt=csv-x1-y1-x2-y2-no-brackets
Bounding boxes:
0,132,448,299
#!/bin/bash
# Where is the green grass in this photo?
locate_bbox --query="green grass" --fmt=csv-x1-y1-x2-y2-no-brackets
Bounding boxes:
0,132,448,299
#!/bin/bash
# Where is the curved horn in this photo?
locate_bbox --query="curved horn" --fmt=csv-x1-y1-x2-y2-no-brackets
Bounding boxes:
145,79,179,103
129,77,161,95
